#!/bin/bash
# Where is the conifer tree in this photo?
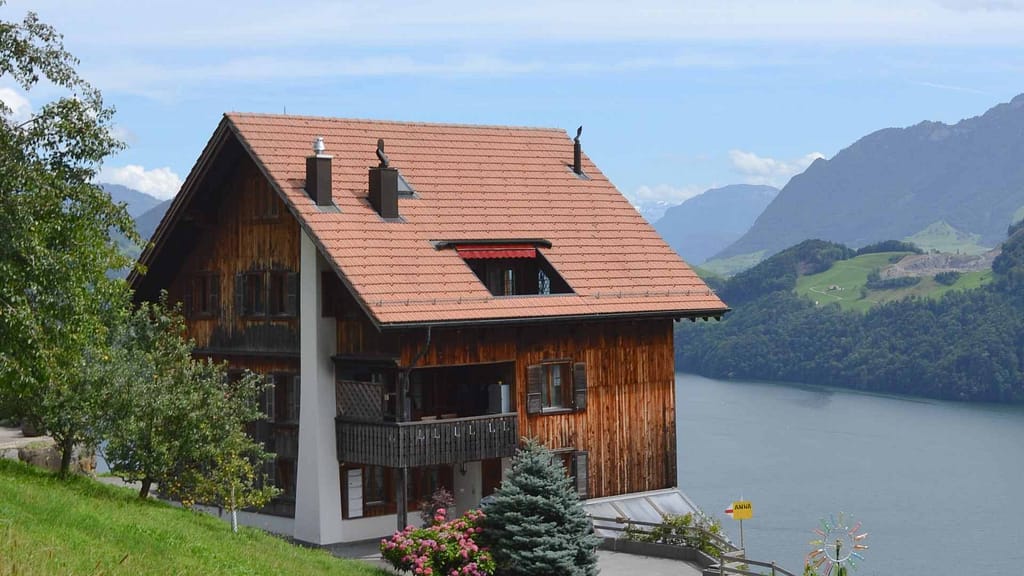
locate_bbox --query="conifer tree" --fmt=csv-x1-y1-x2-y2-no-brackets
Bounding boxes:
481,438,599,576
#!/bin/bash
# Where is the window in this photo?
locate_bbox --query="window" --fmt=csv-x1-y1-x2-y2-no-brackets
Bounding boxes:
365,466,387,505
526,361,588,414
262,373,300,424
262,374,276,421
553,450,590,498
268,271,298,316
455,244,573,297
236,271,298,318
542,363,569,409
184,272,220,318
276,459,297,499
237,272,265,316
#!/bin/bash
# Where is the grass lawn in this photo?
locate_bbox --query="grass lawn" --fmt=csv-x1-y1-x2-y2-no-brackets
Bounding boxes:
0,459,389,576
794,252,992,312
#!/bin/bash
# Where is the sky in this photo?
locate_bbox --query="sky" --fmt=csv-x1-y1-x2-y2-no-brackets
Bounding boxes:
4,0,1024,219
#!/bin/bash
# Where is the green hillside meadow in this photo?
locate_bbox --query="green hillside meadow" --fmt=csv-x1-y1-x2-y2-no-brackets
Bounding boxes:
794,252,992,312
0,459,388,576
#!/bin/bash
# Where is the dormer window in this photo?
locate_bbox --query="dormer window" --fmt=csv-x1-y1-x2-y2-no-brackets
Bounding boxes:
450,242,572,297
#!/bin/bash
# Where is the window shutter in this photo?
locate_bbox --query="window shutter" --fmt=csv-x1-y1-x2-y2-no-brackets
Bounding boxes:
572,451,589,498
286,272,299,316
526,364,543,414
183,280,194,319
210,274,221,314
235,273,245,316
573,362,588,411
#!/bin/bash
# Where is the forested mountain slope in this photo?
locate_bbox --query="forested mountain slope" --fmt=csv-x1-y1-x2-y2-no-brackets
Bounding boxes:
678,225,1024,402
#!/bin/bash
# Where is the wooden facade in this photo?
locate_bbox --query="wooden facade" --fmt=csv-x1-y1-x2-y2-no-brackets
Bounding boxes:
393,320,677,499
151,139,679,519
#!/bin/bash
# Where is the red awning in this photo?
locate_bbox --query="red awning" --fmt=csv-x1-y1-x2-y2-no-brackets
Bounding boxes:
456,244,537,259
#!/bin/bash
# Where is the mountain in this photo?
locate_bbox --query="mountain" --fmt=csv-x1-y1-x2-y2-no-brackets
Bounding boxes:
135,199,171,241
677,226,1024,403
716,94,1024,261
101,183,162,218
653,184,777,265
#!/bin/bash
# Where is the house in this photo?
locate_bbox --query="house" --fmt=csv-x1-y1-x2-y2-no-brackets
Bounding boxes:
129,113,727,545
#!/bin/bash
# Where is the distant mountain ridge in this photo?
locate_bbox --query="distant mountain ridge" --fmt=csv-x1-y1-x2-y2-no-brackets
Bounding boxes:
716,93,1024,260
654,184,777,265
135,200,171,241
101,183,163,218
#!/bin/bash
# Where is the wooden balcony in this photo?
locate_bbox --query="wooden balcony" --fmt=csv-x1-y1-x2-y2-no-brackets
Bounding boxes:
336,413,518,468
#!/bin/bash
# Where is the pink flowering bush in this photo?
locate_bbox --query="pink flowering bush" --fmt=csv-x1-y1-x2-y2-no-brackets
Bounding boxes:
381,508,496,576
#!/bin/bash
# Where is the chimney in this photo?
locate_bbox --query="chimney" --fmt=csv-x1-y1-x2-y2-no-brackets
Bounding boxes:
368,138,399,219
573,125,583,176
306,136,332,206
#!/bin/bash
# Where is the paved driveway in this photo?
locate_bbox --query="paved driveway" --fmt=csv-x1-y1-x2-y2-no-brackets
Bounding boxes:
328,540,705,575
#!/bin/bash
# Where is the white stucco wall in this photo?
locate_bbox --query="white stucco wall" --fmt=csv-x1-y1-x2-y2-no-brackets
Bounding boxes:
294,230,344,545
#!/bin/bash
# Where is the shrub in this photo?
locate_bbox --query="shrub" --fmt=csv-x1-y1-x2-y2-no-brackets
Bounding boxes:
623,512,725,557
420,487,455,527
934,271,961,286
480,438,599,576
381,508,495,576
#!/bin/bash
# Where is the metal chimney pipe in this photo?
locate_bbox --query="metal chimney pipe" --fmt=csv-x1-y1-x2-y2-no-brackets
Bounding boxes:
573,125,583,175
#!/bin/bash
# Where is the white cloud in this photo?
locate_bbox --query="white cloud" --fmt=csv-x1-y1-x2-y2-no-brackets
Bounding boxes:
625,183,709,221
627,183,706,207
98,165,183,200
728,150,825,187
0,87,33,124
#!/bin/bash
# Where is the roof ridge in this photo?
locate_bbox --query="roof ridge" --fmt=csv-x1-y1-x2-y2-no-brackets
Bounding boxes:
225,112,568,134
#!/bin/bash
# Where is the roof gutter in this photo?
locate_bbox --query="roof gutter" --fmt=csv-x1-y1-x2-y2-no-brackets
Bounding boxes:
377,307,731,331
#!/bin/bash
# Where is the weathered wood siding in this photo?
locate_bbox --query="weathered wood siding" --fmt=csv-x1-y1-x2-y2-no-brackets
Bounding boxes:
396,320,677,499
167,156,300,355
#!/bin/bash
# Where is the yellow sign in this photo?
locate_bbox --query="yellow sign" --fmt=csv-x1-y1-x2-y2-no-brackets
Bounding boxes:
731,500,753,520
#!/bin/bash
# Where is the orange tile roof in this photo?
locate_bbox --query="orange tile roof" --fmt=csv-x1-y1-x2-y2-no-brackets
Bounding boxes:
223,113,726,326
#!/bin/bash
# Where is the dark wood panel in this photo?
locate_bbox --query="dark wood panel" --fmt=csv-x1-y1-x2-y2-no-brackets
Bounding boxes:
168,156,300,354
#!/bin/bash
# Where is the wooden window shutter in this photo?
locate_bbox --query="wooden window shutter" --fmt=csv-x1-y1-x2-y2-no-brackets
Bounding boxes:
210,274,220,313
235,273,245,316
264,374,276,421
286,272,299,316
572,451,589,498
573,362,588,411
526,364,543,414
183,279,194,319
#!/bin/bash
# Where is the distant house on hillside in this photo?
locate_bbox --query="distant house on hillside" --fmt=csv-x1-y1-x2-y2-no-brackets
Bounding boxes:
129,113,727,545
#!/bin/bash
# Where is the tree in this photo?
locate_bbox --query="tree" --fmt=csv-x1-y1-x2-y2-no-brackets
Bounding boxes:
481,438,599,576
0,4,135,475
103,297,277,512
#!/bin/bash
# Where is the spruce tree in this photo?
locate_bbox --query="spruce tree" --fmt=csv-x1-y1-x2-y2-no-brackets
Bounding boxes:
482,438,600,576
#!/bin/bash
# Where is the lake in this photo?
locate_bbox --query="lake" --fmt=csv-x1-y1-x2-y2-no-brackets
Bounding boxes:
676,373,1024,576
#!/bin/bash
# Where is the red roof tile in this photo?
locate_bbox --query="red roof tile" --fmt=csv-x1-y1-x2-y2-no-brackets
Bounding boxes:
222,113,726,326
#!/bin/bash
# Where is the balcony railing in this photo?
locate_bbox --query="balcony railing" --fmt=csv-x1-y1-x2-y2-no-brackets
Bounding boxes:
336,413,518,468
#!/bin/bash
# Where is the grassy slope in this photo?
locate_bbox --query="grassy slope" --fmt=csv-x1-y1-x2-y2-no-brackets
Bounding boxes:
0,460,388,576
794,252,992,312
701,251,765,277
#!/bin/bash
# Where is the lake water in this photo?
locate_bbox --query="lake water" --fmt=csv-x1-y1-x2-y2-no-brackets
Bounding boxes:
676,373,1024,576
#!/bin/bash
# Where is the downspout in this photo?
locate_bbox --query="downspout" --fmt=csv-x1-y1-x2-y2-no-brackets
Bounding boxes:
397,325,432,530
